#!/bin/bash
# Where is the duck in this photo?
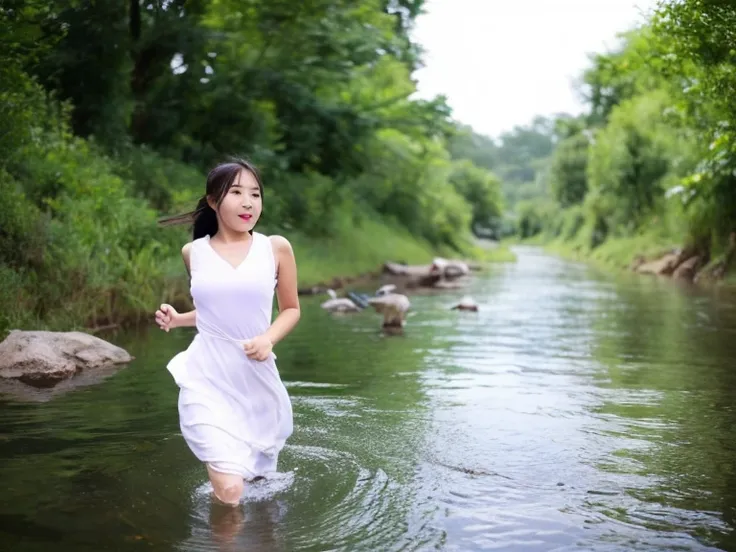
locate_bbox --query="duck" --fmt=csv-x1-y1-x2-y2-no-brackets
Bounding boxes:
367,292,411,328
346,290,370,309
320,289,362,313
451,295,479,312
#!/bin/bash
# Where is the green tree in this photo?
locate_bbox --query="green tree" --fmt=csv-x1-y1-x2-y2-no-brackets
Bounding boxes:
449,160,503,237
586,91,680,234
446,123,500,171
549,132,590,207
652,1,736,247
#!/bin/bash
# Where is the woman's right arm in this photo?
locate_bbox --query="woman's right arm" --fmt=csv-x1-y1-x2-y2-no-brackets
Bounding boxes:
155,242,197,331
176,242,197,326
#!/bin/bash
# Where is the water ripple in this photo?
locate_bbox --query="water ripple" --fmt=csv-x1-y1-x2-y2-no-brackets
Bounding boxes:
2,247,736,551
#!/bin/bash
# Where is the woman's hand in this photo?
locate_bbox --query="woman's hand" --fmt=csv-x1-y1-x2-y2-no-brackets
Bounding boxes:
243,335,273,361
155,303,181,332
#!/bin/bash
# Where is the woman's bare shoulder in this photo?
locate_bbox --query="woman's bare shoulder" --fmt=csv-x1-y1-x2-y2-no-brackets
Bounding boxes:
181,242,193,272
268,234,293,254
182,241,193,258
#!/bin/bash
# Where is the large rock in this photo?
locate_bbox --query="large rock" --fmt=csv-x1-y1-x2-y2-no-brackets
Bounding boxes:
0,330,133,389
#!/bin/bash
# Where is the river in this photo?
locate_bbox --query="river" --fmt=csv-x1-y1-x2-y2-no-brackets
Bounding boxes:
2,246,736,551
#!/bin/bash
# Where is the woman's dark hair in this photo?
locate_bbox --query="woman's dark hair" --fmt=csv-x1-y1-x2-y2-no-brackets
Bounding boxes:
159,158,264,239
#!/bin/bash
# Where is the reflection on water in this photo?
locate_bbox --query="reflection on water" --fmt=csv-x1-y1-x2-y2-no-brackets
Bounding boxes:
1,246,736,550
184,477,291,552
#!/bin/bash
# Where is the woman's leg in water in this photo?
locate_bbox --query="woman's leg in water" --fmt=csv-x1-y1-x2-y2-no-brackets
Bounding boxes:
207,464,244,506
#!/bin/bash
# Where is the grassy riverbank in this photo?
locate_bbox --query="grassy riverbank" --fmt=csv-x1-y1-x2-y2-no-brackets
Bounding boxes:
509,228,736,287
518,225,683,270
0,200,513,337
289,215,514,288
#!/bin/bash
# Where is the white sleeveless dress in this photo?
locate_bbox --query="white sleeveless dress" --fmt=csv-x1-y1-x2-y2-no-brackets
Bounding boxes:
166,232,293,480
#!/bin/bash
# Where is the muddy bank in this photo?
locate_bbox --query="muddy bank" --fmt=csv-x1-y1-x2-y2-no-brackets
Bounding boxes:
630,233,735,284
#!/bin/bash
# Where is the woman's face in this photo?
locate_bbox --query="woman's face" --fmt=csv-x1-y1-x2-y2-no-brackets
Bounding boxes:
212,169,262,234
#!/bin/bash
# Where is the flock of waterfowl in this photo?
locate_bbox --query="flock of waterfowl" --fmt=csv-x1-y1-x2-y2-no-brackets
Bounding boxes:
319,257,480,331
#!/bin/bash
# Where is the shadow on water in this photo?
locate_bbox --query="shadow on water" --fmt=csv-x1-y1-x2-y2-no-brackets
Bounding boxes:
2,246,736,550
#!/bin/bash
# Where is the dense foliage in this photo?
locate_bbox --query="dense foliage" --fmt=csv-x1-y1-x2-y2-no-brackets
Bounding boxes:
504,1,736,275
0,0,504,332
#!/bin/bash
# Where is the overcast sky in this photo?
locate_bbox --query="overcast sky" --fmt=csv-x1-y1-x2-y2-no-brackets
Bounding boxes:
411,0,658,139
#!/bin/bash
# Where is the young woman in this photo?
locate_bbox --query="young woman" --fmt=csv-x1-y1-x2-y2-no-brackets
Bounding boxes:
155,159,300,506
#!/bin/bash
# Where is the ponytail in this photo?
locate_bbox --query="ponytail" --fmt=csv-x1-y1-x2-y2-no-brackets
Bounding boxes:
158,196,218,240
191,196,218,240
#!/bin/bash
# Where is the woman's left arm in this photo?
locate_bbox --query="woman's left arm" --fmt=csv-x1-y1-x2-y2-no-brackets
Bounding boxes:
264,235,301,346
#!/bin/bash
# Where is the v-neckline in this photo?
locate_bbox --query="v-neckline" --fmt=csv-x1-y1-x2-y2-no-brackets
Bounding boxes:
205,234,255,271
